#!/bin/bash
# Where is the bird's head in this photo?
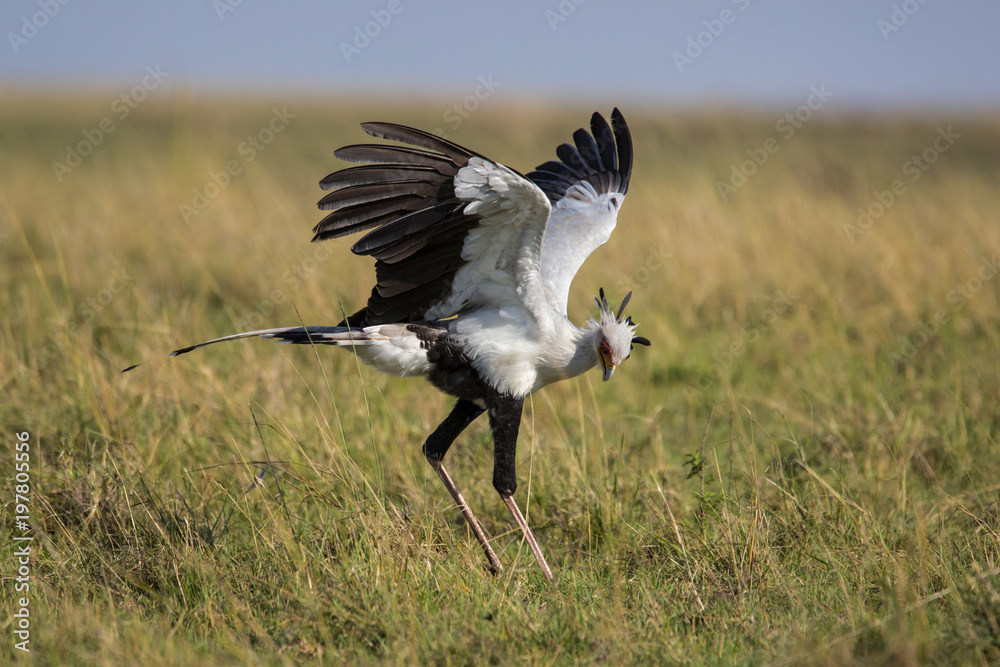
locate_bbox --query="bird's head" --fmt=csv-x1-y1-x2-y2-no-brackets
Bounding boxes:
591,288,651,381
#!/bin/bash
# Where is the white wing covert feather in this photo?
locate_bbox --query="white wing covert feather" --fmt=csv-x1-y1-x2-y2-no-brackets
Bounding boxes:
424,157,552,327
539,183,624,315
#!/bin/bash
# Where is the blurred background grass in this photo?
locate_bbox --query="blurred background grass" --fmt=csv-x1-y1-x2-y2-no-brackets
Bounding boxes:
1,93,999,665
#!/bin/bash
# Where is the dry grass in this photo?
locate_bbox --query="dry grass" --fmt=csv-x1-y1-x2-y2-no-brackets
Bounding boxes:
2,92,999,665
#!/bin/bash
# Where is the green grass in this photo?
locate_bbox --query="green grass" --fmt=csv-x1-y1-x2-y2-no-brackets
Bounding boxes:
2,92,999,665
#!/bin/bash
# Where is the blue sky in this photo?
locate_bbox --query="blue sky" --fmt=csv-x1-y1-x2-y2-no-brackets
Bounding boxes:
2,0,998,110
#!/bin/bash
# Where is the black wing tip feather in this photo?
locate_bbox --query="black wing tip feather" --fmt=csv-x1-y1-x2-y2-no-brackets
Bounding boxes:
312,120,487,325
358,122,479,162
610,107,633,194
526,108,633,203
311,120,479,247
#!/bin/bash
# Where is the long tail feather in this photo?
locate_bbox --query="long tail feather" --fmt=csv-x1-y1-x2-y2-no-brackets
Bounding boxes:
169,326,378,357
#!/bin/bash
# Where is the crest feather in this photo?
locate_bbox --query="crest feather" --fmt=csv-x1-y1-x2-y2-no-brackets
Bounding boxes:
591,287,651,360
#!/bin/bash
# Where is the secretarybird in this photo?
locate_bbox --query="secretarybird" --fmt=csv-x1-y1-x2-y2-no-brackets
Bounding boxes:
170,108,650,580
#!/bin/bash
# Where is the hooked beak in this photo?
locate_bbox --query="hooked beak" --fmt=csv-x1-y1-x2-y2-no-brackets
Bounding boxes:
600,355,616,382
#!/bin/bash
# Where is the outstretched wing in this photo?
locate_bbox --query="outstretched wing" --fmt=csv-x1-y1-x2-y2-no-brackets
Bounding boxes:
314,122,551,328
527,108,633,316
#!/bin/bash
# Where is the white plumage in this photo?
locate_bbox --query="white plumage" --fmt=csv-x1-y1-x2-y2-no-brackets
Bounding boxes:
541,185,624,316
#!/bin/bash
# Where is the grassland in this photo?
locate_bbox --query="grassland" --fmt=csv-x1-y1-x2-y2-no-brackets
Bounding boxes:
1,92,999,665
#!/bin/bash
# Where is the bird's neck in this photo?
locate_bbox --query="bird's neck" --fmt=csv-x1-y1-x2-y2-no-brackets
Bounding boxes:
532,317,602,391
